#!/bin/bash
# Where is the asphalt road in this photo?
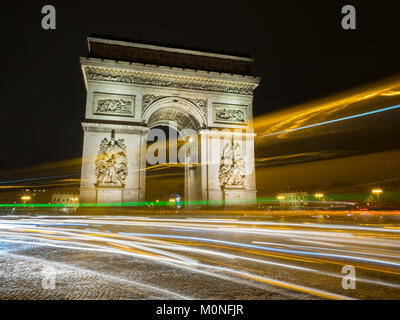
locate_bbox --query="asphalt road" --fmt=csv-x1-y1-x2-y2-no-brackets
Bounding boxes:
0,213,399,300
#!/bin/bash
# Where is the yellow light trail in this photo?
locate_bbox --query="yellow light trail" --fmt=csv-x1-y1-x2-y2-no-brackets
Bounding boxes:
241,273,352,300
253,76,400,138
150,238,400,276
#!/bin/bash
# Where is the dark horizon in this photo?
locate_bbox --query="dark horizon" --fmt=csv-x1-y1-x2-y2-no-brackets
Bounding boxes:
1,1,399,171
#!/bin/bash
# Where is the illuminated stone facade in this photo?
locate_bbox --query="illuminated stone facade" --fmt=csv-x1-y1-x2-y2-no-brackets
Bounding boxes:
79,37,260,205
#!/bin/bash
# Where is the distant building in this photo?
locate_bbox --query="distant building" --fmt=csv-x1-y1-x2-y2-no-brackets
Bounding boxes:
19,188,49,204
278,192,308,209
51,192,79,205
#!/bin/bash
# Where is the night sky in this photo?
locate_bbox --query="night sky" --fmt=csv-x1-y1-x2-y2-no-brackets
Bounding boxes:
1,0,399,173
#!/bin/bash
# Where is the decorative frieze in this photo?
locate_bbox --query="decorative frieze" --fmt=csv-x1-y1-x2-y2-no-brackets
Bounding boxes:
142,94,162,111
213,103,247,124
188,97,207,109
94,93,135,117
189,97,207,119
85,66,256,95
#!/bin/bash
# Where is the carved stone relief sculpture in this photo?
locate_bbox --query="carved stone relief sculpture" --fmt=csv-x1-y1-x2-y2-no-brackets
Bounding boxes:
95,131,128,187
214,104,247,124
94,93,135,116
85,66,256,95
219,141,246,188
142,94,207,115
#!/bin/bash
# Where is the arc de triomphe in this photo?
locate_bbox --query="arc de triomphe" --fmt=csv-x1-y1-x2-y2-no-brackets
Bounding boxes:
79,37,260,205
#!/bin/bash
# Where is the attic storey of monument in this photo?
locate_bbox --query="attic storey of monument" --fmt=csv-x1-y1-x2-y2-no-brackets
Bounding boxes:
79,37,260,205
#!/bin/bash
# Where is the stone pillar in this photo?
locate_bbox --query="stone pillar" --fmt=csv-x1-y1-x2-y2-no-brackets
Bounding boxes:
80,122,148,204
184,134,201,207
199,129,257,206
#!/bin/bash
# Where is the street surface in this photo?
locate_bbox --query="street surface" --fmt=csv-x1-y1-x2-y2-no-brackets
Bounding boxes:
0,212,399,300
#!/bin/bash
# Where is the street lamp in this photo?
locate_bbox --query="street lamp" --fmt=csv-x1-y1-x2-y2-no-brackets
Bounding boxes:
314,193,324,199
70,197,79,212
277,195,285,200
21,195,31,207
372,188,383,200
21,195,31,204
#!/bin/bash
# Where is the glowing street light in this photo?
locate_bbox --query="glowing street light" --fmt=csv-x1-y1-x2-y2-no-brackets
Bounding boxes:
21,195,31,205
70,197,79,205
314,193,324,199
372,188,383,200
277,195,285,200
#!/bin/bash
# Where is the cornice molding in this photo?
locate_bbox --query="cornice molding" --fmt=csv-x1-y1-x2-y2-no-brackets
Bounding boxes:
81,59,259,96
81,121,148,134
88,37,254,63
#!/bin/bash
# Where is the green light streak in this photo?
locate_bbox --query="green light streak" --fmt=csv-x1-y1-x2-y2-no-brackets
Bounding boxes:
1,192,399,208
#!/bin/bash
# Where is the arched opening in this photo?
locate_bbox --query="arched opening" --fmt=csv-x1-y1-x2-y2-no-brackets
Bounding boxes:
145,125,185,205
142,97,206,207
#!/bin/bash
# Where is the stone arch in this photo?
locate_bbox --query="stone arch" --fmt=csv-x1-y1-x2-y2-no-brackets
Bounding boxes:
142,97,206,133
142,97,206,204
79,38,258,207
